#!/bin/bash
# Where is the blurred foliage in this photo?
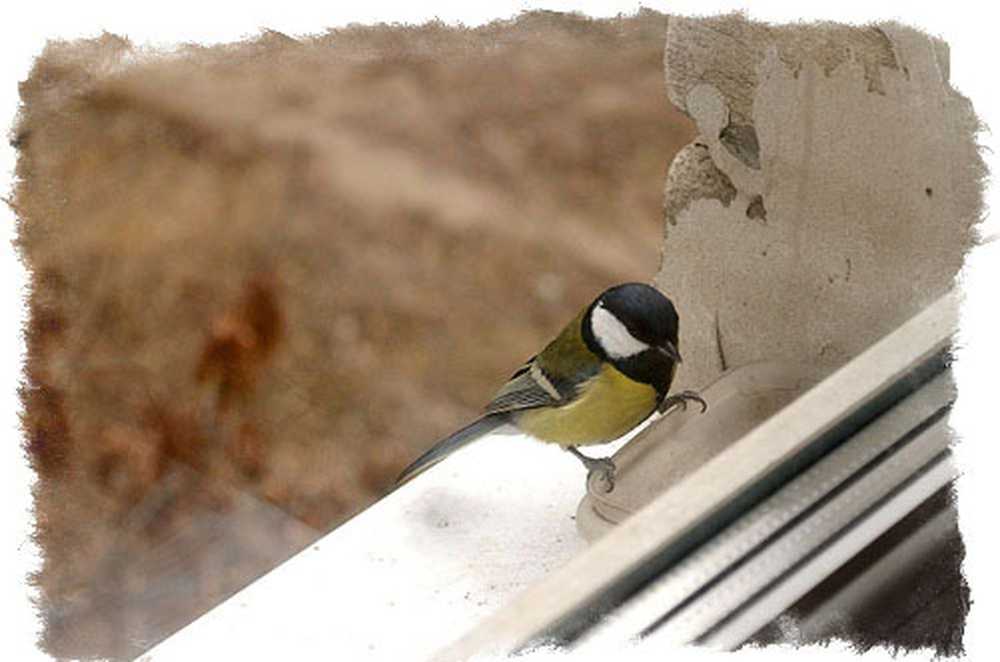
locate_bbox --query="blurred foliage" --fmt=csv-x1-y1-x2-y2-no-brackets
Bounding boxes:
15,10,694,659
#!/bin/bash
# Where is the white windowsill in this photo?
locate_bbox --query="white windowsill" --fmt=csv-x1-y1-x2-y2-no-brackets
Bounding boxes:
143,427,637,661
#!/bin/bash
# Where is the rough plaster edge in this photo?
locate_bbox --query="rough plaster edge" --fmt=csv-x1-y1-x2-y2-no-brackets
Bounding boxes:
661,13,988,245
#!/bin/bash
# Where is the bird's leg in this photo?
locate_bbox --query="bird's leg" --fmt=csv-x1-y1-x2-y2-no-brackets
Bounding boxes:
658,390,709,415
567,446,616,493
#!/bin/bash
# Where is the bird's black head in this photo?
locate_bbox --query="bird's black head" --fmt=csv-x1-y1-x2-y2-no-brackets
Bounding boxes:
581,282,681,395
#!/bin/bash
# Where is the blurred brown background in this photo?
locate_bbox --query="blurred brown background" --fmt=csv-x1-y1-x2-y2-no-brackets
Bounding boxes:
14,10,694,659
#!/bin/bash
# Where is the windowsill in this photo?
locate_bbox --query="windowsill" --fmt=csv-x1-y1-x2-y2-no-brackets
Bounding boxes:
144,428,632,660
146,290,959,661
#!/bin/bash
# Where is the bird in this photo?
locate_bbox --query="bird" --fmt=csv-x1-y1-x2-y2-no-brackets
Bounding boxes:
395,282,706,491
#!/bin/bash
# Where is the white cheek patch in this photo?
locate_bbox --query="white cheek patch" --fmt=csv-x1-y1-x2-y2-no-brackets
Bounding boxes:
590,303,650,359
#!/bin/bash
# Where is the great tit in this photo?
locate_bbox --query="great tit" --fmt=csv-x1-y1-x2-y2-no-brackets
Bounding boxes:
396,282,706,490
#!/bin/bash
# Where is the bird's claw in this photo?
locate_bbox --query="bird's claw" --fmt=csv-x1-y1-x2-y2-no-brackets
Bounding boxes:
659,390,709,415
583,457,616,493
567,446,616,493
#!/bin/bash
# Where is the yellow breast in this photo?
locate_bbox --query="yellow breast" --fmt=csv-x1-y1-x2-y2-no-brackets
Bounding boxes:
513,363,658,447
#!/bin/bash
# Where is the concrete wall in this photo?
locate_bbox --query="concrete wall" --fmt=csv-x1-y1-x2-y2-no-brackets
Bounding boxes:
649,15,980,654
655,15,984,393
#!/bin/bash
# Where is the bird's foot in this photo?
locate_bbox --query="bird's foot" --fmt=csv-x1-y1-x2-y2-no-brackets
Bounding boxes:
567,446,616,493
659,390,709,415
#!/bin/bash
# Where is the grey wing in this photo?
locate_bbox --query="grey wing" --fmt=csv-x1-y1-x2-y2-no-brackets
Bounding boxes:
483,360,565,415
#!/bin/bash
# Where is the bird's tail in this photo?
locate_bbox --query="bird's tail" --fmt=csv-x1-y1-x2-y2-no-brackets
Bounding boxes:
395,415,506,486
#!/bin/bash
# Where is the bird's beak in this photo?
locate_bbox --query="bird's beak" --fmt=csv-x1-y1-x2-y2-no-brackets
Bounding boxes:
659,341,682,363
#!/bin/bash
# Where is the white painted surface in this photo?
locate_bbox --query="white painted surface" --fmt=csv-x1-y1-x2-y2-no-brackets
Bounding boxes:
143,429,634,661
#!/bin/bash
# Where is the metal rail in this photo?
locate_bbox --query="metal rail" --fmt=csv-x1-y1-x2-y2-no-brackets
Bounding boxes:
575,372,955,650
